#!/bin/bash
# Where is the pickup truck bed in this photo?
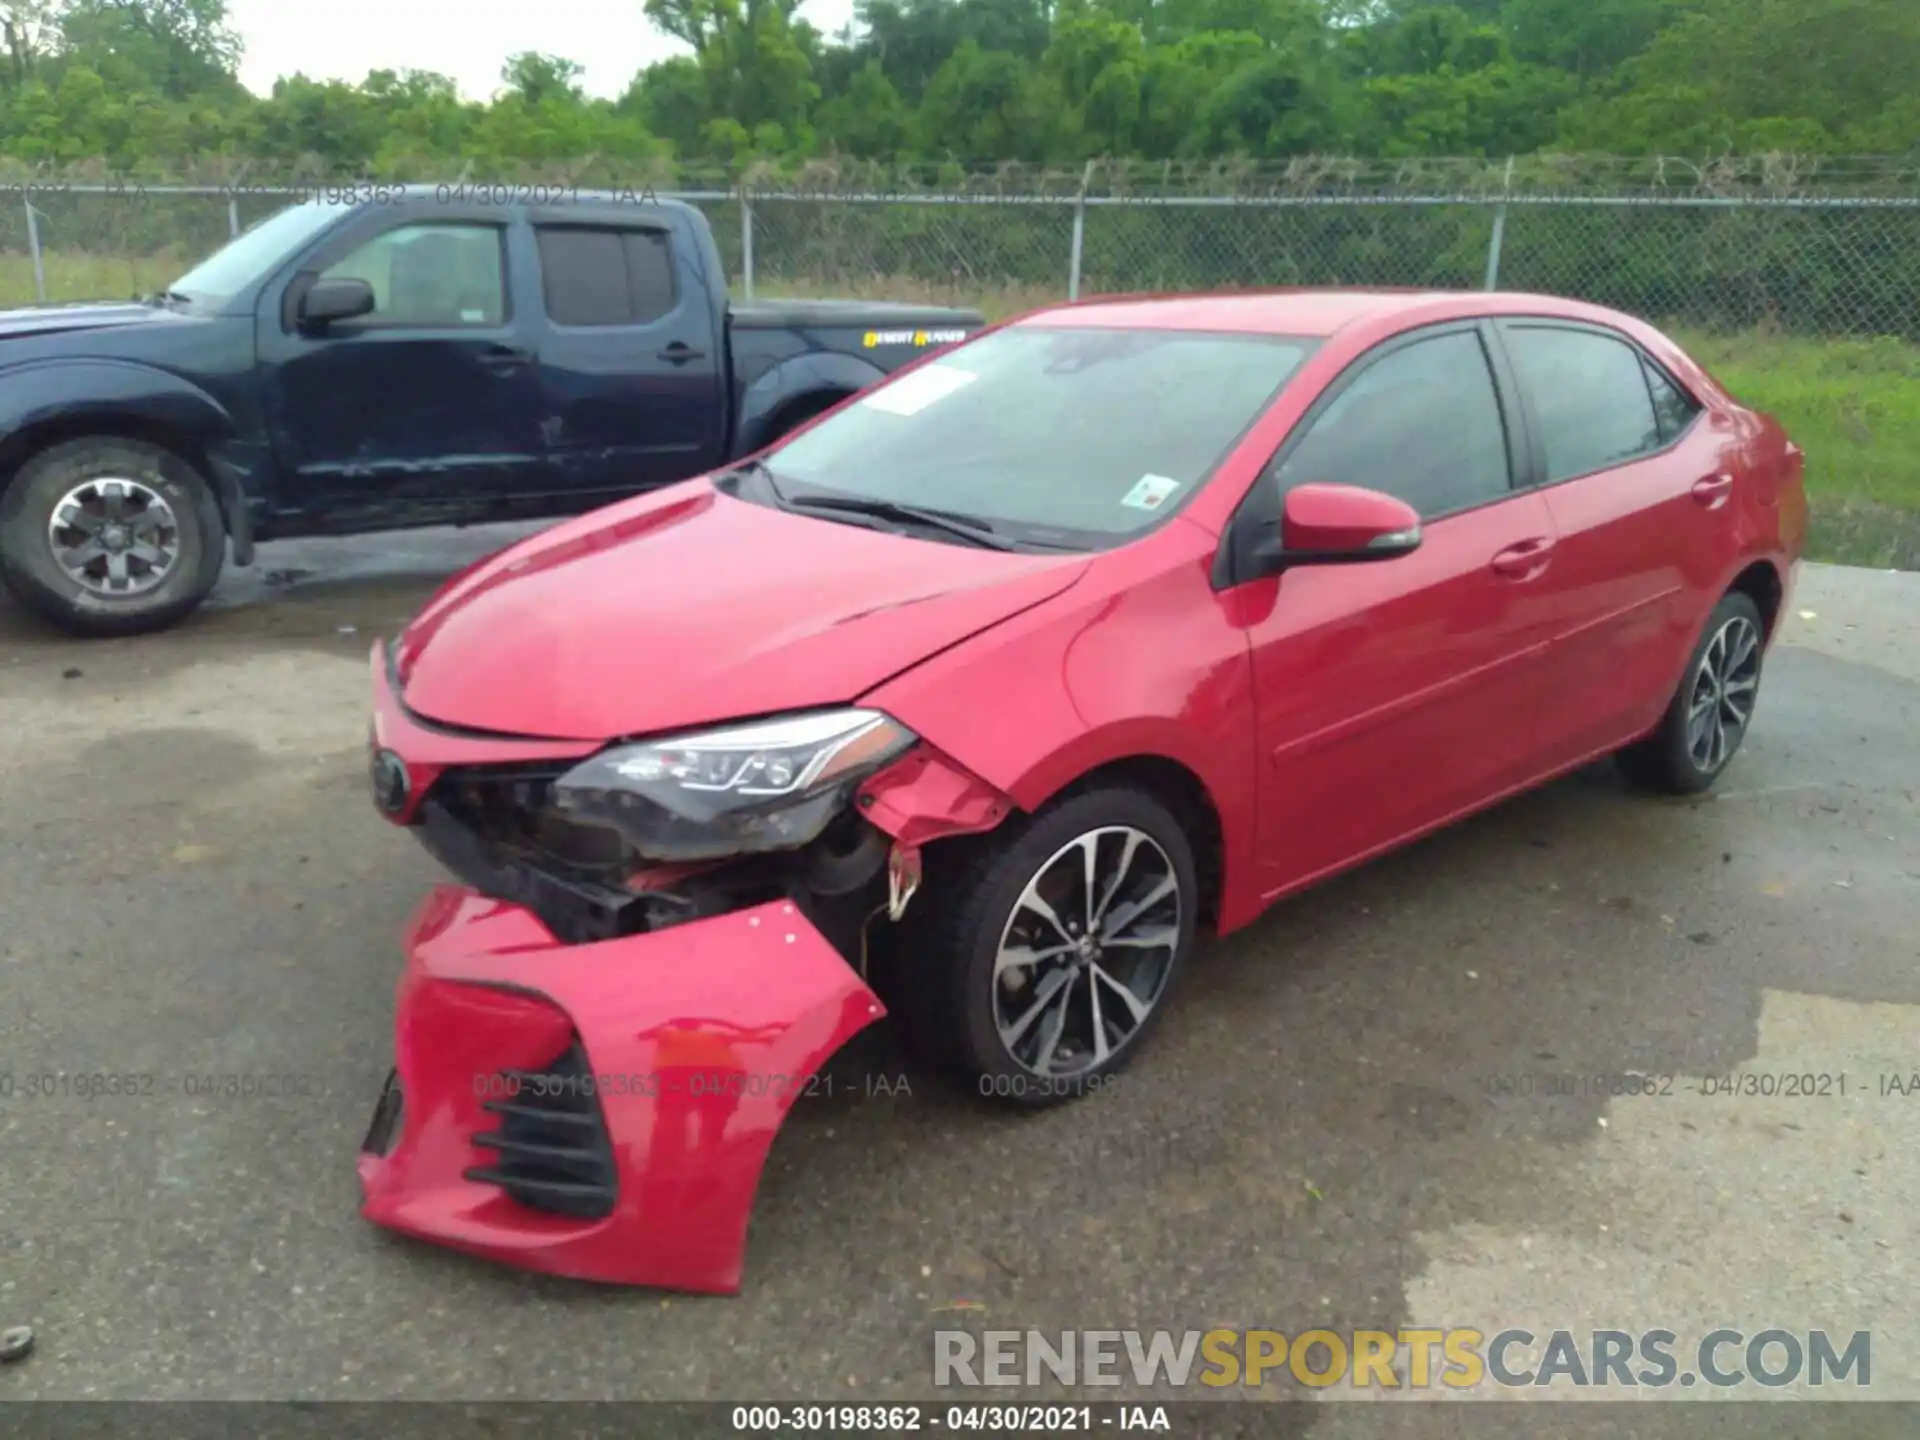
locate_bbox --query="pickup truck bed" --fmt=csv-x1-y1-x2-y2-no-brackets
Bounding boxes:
0,189,985,636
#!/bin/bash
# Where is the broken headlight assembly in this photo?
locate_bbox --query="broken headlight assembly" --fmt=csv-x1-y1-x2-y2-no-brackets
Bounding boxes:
551,708,917,862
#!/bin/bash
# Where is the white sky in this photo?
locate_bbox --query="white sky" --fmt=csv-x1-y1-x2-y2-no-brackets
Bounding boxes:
229,0,861,102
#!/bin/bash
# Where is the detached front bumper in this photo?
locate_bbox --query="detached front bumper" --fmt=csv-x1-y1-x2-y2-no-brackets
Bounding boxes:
358,884,886,1293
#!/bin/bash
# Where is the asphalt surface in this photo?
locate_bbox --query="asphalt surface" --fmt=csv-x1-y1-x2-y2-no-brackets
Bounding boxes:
0,527,1915,1424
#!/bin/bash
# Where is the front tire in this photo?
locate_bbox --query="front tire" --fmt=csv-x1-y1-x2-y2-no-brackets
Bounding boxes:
1617,591,1766,795
0,437,226,637
889,786,1198,1108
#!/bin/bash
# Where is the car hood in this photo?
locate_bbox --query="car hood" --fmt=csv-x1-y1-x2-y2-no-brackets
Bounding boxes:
393,481,1091,741
0,300,202,341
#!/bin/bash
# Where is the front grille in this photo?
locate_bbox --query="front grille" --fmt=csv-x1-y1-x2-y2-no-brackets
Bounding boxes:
430,765,625,877
418,764,642,943
466,1042,618,1220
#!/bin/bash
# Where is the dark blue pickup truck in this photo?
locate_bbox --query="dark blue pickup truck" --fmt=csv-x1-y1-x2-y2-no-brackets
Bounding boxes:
0,188,984,635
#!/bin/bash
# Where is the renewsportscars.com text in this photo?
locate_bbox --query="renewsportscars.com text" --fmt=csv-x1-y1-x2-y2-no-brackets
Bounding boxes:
933,1327,1872,1391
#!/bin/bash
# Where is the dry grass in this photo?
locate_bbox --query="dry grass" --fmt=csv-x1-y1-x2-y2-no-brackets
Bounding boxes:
5,254,1915,568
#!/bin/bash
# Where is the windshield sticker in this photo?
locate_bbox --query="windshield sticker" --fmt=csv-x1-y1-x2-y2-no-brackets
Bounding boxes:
859,363,978,416
864,328,970,348
1120,475,1181,511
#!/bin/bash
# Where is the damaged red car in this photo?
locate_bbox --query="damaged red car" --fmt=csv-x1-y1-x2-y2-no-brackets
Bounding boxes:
358,288,1806,1292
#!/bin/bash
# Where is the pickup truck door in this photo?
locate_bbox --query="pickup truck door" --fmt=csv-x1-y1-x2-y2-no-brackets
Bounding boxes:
256,207,550,521
527,211,728,500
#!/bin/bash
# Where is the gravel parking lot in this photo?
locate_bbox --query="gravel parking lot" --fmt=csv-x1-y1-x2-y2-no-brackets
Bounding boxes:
1,530,1915,1421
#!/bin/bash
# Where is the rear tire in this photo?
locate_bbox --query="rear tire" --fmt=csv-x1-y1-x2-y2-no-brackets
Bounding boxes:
884,786,1198,1109
0,437,226,637
1616,591,1766,795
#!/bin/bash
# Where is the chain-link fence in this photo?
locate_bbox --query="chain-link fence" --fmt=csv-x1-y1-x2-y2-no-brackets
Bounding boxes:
3,158,1918,338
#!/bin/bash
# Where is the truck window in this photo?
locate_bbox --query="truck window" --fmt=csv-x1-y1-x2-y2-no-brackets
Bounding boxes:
318,223,506,327
537,226,678,327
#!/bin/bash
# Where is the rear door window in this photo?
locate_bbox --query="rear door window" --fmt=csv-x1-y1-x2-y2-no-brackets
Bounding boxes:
1501,324,1666,482
537,226,679,326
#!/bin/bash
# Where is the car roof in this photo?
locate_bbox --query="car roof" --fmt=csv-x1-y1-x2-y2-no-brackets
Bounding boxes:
1015,288,1615,339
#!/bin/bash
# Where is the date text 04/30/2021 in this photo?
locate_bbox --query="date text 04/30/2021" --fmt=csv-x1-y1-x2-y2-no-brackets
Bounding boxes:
730,1405,1171,1432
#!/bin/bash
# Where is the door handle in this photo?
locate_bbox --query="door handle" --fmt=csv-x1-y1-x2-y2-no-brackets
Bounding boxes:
1490,537,1554,580
478,344,532,372
1691,472,1734,508
658,342,706,365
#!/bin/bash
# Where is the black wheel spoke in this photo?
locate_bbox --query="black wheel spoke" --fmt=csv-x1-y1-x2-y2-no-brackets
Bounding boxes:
45,477,180,598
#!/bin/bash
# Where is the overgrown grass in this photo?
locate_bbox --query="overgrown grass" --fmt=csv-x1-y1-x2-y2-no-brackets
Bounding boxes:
5,254,1915,568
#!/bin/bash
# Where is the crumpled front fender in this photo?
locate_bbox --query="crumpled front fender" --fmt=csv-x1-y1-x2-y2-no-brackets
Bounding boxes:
357,886,885,1293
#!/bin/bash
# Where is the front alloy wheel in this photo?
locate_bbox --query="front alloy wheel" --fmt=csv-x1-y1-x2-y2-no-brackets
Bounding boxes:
993,827,1181,1079
47,477,182,597
888,785,1199,1107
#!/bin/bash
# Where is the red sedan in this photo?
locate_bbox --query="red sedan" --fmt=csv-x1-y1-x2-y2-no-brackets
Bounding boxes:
358,288,1806,1291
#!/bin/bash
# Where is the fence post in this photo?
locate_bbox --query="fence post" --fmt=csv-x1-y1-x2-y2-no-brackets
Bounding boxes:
24,197,45,303
1483,155,1515,291
1067,160,1094,300
226,160,249,239
739,178,755,299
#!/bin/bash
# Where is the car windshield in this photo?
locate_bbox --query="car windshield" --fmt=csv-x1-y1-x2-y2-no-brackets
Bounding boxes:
764,324,1318,546
169,199,355,305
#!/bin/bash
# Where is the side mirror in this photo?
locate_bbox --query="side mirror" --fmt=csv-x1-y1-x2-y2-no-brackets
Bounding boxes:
298,276,376,329
1265,483,1422,568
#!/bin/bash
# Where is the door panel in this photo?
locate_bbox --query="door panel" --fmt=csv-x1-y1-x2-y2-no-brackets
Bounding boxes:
532,224,727,496
260,220,548,519
1497,323,1743,765
1239,324,1561,893
1248,492,1560,892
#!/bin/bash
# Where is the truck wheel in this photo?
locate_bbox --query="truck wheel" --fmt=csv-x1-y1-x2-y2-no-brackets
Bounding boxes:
0,437,226,637
886,786,1198,1108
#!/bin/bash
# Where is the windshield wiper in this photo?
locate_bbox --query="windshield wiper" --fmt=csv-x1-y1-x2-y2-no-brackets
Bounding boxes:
783,493,1025,551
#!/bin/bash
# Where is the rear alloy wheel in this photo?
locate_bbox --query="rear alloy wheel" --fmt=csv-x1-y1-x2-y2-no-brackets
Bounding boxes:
891,787,1198,1107
0,437,226,637
1617,591,1766,794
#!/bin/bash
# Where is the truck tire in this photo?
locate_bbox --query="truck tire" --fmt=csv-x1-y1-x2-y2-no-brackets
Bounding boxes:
0,436,226,637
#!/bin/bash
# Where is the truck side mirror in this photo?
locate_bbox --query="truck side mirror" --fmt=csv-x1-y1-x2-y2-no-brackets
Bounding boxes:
299,277,376,330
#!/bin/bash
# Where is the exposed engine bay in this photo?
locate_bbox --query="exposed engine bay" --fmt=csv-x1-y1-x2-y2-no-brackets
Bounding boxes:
406,738,1013,968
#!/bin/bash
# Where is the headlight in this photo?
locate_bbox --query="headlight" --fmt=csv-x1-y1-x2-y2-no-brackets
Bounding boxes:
552,708,917,861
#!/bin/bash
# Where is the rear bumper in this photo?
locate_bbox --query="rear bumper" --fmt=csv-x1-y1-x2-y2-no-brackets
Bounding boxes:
357,884,886,1293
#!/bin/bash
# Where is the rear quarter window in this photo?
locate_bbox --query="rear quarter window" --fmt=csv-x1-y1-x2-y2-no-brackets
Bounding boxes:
1643,358,1704,443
